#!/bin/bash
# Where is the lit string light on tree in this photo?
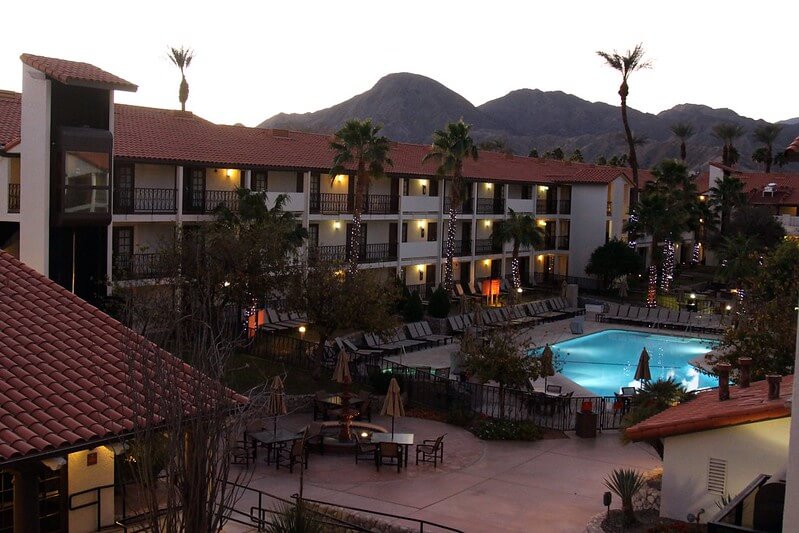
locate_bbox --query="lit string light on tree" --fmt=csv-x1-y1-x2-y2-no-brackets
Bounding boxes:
691,242,700,265
627,212,638,249
660,239,674,293
646,264,657,308
444,208,456,290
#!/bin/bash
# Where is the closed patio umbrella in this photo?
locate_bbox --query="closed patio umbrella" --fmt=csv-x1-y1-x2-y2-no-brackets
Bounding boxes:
332,349,352,384
265,376,287,434
634,348,652,382
380,377,405,436
540,345,555,389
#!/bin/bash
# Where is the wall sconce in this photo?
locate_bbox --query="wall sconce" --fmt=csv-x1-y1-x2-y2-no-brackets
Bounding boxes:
484,220,491,228
417,265,424,281
537,255,544,262
539,185,549,192
226,169,234,179
422,184,427,195
333,221,341,230
483,260,490,267
420,227,425,238
335,174,345,184
486,183,492,190
538,220,547,227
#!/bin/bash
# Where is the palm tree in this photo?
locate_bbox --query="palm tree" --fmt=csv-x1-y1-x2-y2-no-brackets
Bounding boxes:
330,119,394,273
712,123,745,172
596,43,651,204
167,46,194,112
709,174,746,236
604,469,646,527
669,122,695,162
491,209,544,303
423,120,479,290
752,123,783,173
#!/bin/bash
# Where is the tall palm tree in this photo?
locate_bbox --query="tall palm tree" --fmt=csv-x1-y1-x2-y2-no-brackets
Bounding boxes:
423,120,479,290
669,122,695,162
330,119,394,273
709,174,746,236
752,123,783,173
491,209,544,303
712,123,745,173
596,43,651,205
167,46,194,112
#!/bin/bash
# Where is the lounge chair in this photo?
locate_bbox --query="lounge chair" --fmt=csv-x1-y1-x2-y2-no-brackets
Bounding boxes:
612,304,631,324
527,301,564,322
596,302,618,323
407,322,453,345
448,315,466,335
546,384,562,394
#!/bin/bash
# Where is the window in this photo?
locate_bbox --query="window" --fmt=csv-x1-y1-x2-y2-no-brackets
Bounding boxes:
308,224,319,247
253,171,268,191
429,179,439,197
521,185,531,200
428,222,438,242
402,179,410,196
113,227,134,256
402,222,408,243
64,151,110,214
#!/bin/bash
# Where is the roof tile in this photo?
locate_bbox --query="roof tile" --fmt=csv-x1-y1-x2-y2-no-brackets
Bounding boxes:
20,54,137,92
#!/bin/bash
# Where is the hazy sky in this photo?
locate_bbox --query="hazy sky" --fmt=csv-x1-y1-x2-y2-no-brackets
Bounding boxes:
2,1,796,127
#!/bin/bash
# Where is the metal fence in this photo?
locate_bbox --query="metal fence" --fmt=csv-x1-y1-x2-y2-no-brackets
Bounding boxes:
7,183,19,213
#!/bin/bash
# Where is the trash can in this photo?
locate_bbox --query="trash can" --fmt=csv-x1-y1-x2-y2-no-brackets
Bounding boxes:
575,411,597,438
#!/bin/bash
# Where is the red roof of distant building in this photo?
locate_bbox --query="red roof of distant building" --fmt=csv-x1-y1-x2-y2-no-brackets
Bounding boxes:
0,251,245,465
0,91,20,151
20,53,137,92
785,135,799,161
707,162,799,206
626,376,793,441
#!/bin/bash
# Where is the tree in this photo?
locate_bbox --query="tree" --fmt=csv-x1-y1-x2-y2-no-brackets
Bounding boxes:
716,234,760,287
528,147,539,158
491,208,543,303
752,123,783,173
167,46,194,112
722,205,785,251
604,469,647,527
427,285,451,318
478,137,513,155
403,291,425,322
596,43,651,205
569,149,584,162
330,119,394,273
708,174,746,236
423,120,479,290
595,155,608,165
585,238,644,288
460,327,540,419
543,147,564,160
712,123,746,172
710,240,799,378
669,122,695,162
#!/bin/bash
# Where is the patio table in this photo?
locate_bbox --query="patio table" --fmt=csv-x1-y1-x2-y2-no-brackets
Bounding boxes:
371,433,414,467
250,429,302,464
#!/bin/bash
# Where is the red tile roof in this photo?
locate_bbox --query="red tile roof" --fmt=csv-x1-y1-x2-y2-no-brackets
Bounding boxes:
0,251,245,465
785,135,799,162
626,376,792,441
0,91,20,151
707,162,799,206
20,53,137,92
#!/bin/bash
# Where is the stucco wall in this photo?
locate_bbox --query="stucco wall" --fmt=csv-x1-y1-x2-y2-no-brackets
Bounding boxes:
568,184,607,278
134,163,175,189
68,447,115,532
661,417,790,523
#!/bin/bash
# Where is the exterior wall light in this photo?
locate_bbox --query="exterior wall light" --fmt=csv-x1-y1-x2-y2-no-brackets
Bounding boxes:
333,221,341,230
298,326,306,334
226,169,234,179
335,174,345,183
538,220,547,227
484,220,491,228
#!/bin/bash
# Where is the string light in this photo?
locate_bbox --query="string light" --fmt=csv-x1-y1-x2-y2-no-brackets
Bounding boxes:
627,212,638,249
444,206,457,290
660,239,674,293
691,242,700,265
349,213,362,274
510,257,520,291
646,264,657,308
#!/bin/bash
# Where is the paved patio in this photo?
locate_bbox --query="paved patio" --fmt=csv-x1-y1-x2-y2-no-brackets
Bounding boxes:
226,413,661,532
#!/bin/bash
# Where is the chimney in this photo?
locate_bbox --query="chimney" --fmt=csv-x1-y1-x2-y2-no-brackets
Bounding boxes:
738,357,752,388
767,375,782,400
716,363,732,401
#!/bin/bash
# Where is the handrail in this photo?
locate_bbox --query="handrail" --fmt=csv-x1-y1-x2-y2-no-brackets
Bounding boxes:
293,494,464,532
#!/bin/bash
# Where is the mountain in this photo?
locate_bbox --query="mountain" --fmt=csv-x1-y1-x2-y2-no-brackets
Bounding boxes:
259,73,799,170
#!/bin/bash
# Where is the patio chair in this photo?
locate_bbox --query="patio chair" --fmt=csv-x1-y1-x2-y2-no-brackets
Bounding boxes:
228,436,251,467
546,384,562,394
416,434,446,468
275,436,308,473
313,390,330,421
354,433,378,466
419,321,453,344
621,387,636,397
612,304,631,324
304,422,327,455
377,442,403,473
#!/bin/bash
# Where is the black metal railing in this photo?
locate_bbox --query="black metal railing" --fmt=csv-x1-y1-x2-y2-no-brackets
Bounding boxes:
309,193,398,214
7,183,19,213
364,193,399,214
476,198,504,214
559,199,571,214
708,474,772,532
556,235,570,250
113,253,170,281
405,283,436,299
474,238,501,255
442,239,472,257
536,199,557,215
114,187,177,214
543,235,556,249
443,197,473,214
309,243,398,264
205,189,239,213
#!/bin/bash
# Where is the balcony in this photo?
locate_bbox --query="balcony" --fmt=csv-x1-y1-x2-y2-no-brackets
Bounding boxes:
443,198,473,215
114,188,177,215
506,198,535,214
536,199,557,215
309,242,398,264
556,235,570,250
474,238,502,255
309,193,398,215
441,239,472,257
476,198,505,214
606,201,613,216
559,199,571,214
7,183,19,213
113,253,169,281
402,195,439,213
184,189,239,215
543,235,556,249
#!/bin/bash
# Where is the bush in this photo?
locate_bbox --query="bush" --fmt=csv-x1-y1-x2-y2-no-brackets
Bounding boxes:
265,501,323,533
427,286,451,318
368,369,405,395
472,419,543,441
403,291,424,322
446,405,476,427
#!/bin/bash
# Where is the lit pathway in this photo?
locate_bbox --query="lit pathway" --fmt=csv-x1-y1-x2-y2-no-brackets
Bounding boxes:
226,414,660,532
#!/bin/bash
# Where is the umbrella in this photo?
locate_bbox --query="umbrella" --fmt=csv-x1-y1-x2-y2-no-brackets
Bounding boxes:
380,377,405,436
265,376,287,434
540,345,556,389
618,277,629,298
332,349,352,384
634,348,652,382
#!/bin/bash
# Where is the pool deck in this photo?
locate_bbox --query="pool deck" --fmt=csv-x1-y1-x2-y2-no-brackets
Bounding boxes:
385,312,721,397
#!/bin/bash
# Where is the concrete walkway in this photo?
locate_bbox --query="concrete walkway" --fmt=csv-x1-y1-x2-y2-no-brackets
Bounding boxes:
226,413,660,532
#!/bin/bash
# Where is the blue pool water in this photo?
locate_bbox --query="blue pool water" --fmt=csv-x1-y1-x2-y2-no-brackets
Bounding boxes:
531,329,719,397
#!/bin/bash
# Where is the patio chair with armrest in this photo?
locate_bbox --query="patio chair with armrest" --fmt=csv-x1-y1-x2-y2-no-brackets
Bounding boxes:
377,442,403,473
275,433,308,473
416,434,446,468
304,422,327,455
354,433,378,466
228,436,251,467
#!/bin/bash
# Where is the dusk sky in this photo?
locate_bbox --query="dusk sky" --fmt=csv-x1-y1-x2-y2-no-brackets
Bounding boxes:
2,1,795,127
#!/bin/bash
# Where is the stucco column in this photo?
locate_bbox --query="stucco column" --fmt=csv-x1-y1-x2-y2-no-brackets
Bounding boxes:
175,166,184,225
243,169,252,190
783,298,799,532
13,462,40,533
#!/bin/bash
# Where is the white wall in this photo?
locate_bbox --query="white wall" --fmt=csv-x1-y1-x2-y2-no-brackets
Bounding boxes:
609,176,627,239
568,184,607,278
134,163,175,188
19,64,51,274
661,417,790,523
68,447,115,532
206,167,239,190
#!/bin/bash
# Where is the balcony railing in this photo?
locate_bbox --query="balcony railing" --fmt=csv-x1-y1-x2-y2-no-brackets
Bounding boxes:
476,198,505,214
536,199,557,215
309,193,399,214
443,198,473,214
7,183,20,213
309,242,398,263
556,235,570,250
441,239,472,258
559,199,571,214
474,238,502,255
183,189,239,215
113,253,169,280
113,188,177,214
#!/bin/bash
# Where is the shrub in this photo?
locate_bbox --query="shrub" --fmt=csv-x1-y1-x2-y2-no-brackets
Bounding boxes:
265,501,323,533
604,468,646,527
403,291,424,322
446,405,476,427
472,419,543,441
427,286,451,318
368,369,405,395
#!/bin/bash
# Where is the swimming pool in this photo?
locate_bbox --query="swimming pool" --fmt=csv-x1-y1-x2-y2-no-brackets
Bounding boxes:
531,329,719,397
